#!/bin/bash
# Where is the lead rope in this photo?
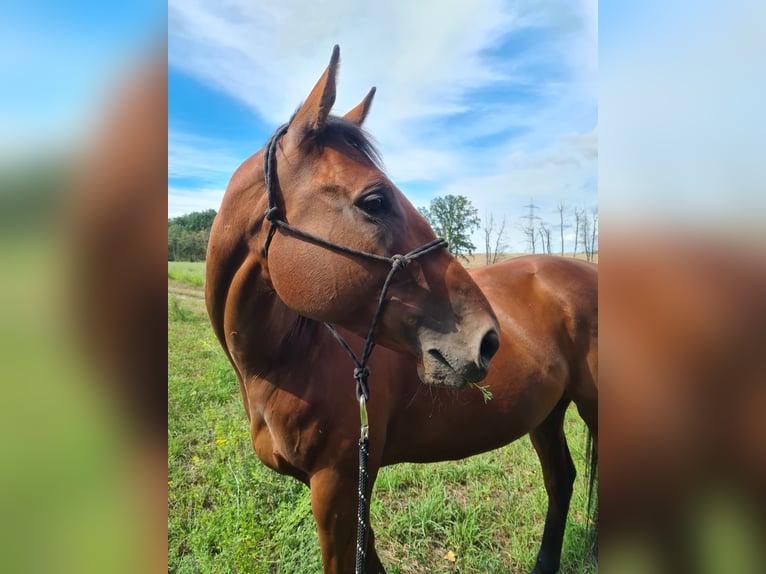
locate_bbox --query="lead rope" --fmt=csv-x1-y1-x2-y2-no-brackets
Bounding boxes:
261,125,447,573
356,398,370,573
324,244,444,574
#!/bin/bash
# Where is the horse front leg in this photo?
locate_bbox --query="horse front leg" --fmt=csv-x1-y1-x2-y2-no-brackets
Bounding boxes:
310,466,386,574
528,397,576,574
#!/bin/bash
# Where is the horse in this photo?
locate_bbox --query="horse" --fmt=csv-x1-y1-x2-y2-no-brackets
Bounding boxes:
599,236,766,573
205,46,598,574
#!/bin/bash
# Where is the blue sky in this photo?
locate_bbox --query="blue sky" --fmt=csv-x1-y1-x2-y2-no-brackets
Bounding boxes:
4,2,761,250
599,1,766,229
169,0,597,253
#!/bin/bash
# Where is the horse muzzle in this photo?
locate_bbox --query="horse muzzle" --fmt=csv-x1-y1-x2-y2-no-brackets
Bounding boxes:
417,326,500,388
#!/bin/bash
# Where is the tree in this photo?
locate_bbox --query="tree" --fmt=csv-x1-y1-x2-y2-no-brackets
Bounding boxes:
557,201,567,256
581,212,591,261
171,209,217,232
168,221,183,261
521,199,541,254
418,195,480,262
589,207,598,259
483,211,508,266
538,222,552,254
519,221,537,254
168,209,217,261
572,207,584,258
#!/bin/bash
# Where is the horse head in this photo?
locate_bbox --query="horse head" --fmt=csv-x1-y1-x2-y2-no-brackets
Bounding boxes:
256,46,499,387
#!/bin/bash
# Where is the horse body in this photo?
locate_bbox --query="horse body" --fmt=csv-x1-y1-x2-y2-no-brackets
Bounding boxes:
598,239,766,572
376,257,593,462
208,234,597,572
206,46,597,573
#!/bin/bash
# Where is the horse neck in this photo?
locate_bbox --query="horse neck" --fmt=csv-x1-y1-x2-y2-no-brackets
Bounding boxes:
210,149,369,393
205,152,295,371
221,241,335,387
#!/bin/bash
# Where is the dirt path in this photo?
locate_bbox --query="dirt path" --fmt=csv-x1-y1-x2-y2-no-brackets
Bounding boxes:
168,280,206,314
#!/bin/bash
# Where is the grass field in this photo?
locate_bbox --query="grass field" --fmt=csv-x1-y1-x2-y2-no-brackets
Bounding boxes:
168,261,206,286
460,252,597,268
168,260,596,573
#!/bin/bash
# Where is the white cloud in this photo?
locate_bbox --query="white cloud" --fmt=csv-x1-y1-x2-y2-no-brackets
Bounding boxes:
168,130,243,183
168,186,227,218
168,0,598,250
169,0,519,127
562,126,598,160
167,131,246,218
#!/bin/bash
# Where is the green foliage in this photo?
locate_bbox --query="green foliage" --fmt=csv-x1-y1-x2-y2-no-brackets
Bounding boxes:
169,209,217,261
469,383,493,404
169,296,199,322
418,195,480,262
170,209,218,232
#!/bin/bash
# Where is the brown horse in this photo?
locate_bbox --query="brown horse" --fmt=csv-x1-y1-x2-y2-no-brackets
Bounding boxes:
206,46,598,574
599,236,766,573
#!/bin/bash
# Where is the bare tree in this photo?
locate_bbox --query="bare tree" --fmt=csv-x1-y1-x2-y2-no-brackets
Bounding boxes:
557,201,567,256
572,208,583,258
521,199,540,254
484,211,494,265
483,211,508,265
581,211,591,261
538,222,552,254
589,207,598,260
492,216,508,263
519,221,537,254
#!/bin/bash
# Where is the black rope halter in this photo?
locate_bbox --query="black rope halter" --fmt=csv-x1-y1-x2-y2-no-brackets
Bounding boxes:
260,123,447,573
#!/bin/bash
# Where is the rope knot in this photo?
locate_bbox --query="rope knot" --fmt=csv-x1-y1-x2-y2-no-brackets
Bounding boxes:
353,366,369,384
264,207,280,221
391,254,409,271
353,367,370,401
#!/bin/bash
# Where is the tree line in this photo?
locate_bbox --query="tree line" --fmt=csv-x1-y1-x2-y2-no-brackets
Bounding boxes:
168,209,216,261
521,201,598,261
420,195,597,263
169,199,597,264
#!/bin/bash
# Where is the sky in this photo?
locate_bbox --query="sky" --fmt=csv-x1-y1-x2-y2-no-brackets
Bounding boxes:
168,0,598,253
3,2,761,252
599,1,766,232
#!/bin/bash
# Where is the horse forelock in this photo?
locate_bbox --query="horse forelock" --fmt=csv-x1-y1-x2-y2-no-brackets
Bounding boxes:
283,113,383,170
322,116,383,169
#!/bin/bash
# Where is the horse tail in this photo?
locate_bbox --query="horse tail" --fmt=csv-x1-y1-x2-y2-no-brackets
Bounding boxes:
585,429,598,559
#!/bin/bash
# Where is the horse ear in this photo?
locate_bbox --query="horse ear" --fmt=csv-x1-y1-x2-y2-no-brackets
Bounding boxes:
343,87,376,126
288,45,340,144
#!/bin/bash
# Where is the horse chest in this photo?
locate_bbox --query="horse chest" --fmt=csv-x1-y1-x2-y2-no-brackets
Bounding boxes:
249,393,321,481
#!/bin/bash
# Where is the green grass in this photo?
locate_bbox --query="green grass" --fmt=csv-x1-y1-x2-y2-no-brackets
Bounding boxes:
168,283,596,573
168,261,206,286
169,296,200,322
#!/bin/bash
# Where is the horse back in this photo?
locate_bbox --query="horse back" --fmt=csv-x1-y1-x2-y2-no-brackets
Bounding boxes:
471,255,598,403
470,255,597,331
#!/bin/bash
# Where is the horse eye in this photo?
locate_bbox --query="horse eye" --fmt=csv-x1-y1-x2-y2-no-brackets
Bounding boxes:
358,193,388,216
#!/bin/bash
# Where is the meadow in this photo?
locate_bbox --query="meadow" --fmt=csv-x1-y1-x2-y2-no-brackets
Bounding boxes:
168,260,596,573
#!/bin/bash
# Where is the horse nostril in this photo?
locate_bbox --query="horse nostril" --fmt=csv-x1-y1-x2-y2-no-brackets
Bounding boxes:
479,329,500,369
